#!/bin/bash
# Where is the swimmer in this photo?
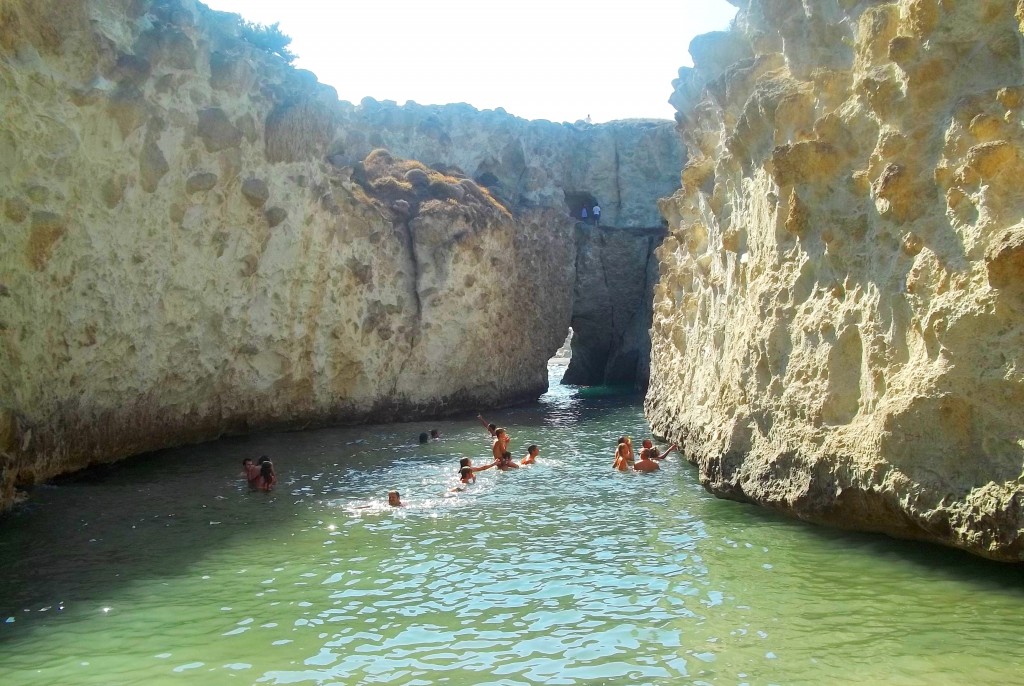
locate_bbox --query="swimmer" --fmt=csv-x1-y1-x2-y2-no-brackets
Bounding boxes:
430,429,441,440
256,459,277,491
241,458,261,488
612,436,633,471
388,490,403,507
497,450,519,470
477,414,497,437
491,428,511,463
633,450,660,472
521,444,540,465
640,439,676,460
418,432,429,444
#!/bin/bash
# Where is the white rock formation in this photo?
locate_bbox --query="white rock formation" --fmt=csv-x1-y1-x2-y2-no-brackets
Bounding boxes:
648,0,1024,560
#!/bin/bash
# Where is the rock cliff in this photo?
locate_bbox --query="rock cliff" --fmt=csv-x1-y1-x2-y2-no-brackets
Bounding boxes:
0,0,682,509
648,0,1024,560
563,225,666,388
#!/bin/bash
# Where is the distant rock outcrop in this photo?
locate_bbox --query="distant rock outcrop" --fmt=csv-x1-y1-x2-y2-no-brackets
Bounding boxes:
648,0,1024,560
563,226,666,388
0,0,681,509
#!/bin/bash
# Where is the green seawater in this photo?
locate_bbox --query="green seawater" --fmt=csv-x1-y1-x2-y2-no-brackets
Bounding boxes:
1,363,1022,685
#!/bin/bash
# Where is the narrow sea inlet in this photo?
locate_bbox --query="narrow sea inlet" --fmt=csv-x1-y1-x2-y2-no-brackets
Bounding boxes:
1,364,1022,685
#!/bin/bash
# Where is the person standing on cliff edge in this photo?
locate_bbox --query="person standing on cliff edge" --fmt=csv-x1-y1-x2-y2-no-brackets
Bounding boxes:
592,203,601,227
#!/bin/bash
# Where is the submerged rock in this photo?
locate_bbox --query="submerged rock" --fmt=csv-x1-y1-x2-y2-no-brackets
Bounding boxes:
648,0,1024,560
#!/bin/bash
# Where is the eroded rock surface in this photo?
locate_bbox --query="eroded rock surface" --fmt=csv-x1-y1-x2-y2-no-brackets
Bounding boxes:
0,0,600,508
648,0,1024,560
563,226,666,388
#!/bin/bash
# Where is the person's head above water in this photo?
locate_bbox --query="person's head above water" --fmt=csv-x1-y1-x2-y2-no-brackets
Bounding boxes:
460,466,474,482
242,458,253,467
528,444,539,456
418,432,429,444
430,429,440,439
642,439,653,449
388,490,402,506
258,455,271,464
459,457,471,468
488,423,497,433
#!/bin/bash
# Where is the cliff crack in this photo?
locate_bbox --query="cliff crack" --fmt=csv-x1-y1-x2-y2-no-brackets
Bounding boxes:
401,219,423,322
614,140,622,219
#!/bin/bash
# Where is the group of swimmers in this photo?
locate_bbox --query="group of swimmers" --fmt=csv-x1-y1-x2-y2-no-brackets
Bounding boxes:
244,420,677,500
452,415,541,487
613,436,678,472
241,455,278,491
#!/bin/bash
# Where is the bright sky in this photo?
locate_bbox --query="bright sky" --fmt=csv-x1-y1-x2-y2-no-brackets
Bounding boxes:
199,0,737,123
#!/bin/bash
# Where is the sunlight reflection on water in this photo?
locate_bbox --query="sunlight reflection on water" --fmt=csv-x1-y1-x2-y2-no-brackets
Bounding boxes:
0,364,1023,684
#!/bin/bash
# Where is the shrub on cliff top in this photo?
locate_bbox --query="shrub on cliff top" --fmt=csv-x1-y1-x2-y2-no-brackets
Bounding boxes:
240,20,296,63
354,148,510,221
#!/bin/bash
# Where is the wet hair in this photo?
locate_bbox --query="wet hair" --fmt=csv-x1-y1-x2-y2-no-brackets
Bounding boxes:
459,457,471,469
618,436,627,445
528,444,538,454
460,466,474,481
388,490,401,505
242,458,253,466
260,460,275,483
430,429,440,439
258,455,271,464
418,432,429,444
488,423,497,432
495,428,507,438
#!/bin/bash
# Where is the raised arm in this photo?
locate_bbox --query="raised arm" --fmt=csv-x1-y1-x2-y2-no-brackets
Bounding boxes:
655,444,678,460
477,414,496,436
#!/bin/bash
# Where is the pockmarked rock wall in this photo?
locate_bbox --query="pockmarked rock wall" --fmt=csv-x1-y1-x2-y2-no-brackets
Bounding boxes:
563,226,666,389
648,0,1024,560
0,0,590,509
334,102,683,230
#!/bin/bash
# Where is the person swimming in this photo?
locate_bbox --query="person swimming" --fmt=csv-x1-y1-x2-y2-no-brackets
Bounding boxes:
477,414,497,437
521,444,540,465
612,437,634,471
460,456,494,476
388,490,402,506
418,432,429,444
639,438,676,460
256,459,277,491
491,428,511,463
241,458,261,489
633,449,661,473
430,429,441,440
496,450,519,470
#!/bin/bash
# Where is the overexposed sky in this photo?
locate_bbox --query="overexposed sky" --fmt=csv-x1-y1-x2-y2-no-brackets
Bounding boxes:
199,0,737,123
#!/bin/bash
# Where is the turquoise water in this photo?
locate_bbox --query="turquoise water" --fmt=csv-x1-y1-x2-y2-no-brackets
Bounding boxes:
1,363,1023,685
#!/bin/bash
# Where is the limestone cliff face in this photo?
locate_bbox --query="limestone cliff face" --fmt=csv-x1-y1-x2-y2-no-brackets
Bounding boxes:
0,0,584,507
563,226,666,388
649,0,1024,560
335,103,682,231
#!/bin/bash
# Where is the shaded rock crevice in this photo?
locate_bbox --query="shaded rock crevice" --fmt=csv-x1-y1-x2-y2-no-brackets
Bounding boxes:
563,225,667,389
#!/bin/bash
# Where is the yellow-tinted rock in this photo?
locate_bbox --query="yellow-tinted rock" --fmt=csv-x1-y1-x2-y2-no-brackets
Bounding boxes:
653,0,1024,561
